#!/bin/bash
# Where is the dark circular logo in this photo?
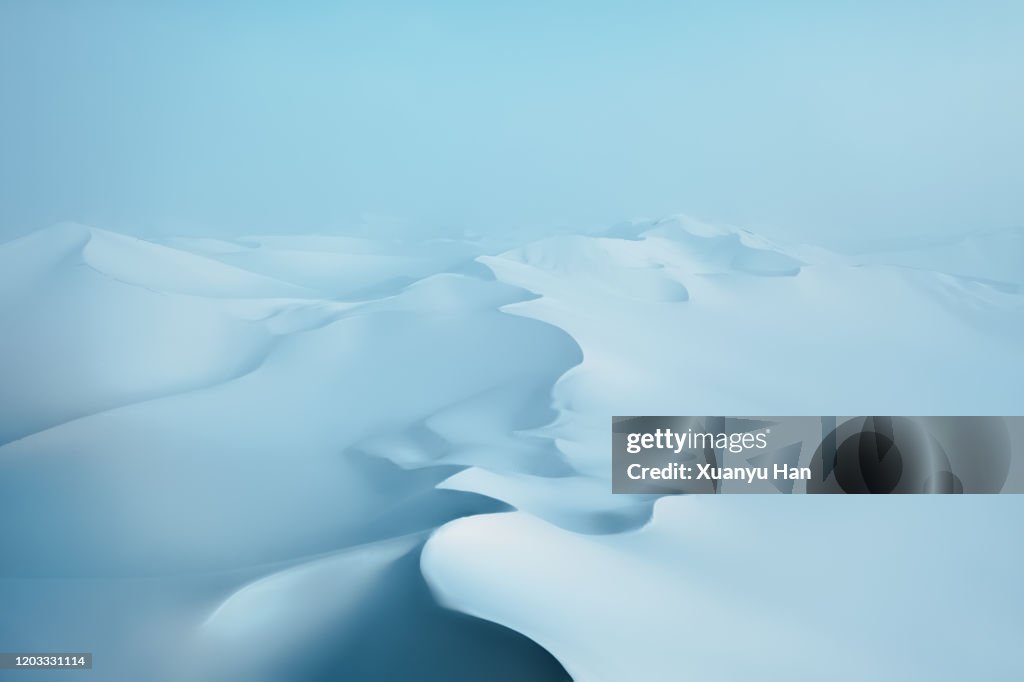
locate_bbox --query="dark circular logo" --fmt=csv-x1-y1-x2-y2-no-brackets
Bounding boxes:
808,417,1010,494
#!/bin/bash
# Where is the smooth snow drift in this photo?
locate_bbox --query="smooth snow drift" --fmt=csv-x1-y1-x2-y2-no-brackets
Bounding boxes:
1,216,1021,681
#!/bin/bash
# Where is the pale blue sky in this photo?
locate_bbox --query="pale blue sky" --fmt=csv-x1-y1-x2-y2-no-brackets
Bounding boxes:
1,1,1021,246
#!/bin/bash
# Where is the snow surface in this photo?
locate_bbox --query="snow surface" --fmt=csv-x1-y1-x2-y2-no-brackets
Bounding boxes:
1,217,1021,681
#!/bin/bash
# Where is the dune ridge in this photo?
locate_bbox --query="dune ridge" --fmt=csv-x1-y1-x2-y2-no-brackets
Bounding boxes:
1,217,1021,680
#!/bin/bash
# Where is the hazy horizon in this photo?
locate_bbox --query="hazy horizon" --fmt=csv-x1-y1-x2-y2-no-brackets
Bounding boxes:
2,1,1022,249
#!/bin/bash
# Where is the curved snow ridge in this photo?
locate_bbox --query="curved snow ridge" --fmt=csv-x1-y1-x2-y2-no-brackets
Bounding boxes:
0,226,398,447
418,218,1024,681
437,467,656,535
3,219,1023,681
161,232,487,299
192,532,569,682
0,224,592,678
0,229,287,446
404,220,833,535
421,497,1024,682
0,226,535,448
66,223,321,298
431,218,1024,533
599,214,806,276
0,232,588,578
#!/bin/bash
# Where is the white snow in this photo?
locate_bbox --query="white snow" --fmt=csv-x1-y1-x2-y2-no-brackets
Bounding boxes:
1,216,1021,680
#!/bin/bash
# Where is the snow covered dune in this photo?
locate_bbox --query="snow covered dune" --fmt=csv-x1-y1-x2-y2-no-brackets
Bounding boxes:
1,218,1021,680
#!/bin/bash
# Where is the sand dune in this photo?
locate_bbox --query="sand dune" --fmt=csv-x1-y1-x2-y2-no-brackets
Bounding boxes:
1,218,1021,680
